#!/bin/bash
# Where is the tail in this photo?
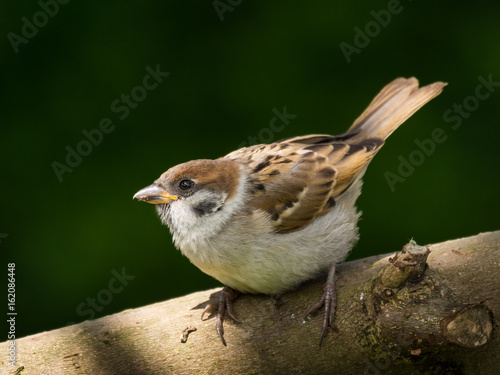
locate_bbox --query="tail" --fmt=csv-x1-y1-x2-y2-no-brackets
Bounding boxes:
345,77,446,142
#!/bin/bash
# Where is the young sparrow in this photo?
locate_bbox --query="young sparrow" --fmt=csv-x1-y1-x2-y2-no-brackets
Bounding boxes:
134,77,445,346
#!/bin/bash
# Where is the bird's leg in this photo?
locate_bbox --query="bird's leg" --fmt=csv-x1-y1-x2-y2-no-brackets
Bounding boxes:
305,263,337,346
201,286,240,346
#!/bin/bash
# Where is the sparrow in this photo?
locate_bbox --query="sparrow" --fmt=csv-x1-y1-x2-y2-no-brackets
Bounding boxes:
134,77,446,346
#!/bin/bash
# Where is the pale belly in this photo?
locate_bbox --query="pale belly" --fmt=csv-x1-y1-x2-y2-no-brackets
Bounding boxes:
181,202,361,295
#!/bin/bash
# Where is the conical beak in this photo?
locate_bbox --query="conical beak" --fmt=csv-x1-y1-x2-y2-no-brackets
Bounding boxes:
133,184,178,204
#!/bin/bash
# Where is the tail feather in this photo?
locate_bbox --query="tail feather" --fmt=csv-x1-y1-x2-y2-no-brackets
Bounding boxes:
346,77,447,142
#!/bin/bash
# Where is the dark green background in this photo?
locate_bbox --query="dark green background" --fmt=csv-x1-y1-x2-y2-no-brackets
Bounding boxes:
1,1,499,339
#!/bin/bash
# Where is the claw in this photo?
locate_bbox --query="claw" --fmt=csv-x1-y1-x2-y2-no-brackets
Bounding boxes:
305,264,337,346
202,286,240,346
216,317,226,346
201,304,216,321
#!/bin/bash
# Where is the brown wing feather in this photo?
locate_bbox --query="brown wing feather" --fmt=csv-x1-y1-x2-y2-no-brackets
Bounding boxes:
225,77,445,233
226,141,381,233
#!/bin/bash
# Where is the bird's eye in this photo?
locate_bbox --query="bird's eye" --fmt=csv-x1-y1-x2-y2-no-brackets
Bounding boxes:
179,179,195,190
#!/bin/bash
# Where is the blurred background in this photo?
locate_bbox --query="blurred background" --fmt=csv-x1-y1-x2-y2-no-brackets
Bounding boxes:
1,1,499,339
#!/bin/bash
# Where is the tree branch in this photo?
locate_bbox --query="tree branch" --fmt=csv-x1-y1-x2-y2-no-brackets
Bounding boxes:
3,231,499,375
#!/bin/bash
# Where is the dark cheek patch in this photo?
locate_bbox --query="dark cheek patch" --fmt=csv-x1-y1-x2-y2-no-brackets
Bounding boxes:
193,200,221,216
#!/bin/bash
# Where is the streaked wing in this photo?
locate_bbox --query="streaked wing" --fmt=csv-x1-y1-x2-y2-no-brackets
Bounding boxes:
225,137,382,233
224,78,445,233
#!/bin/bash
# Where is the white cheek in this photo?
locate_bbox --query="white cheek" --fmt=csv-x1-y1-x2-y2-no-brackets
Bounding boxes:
161,189,228,245
169,200,197,228
160,168,249,252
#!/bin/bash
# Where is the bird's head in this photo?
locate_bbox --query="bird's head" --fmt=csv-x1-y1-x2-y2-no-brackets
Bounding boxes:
133,158,244,244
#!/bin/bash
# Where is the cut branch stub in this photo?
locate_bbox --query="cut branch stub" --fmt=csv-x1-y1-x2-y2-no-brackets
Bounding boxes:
364,240,431,316
361,239,494,357
441,304,493,348
378,240,430,292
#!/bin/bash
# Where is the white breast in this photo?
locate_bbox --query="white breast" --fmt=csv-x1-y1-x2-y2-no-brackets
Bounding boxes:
165,176,363,295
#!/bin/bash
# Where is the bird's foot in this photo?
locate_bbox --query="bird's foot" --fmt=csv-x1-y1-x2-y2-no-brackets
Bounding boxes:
305,264,337,346
201,286,240,346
